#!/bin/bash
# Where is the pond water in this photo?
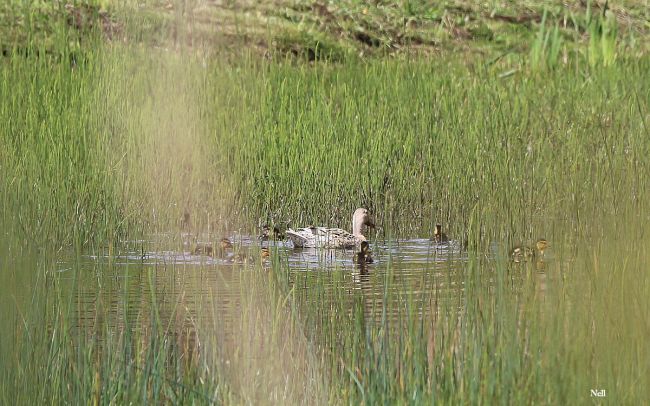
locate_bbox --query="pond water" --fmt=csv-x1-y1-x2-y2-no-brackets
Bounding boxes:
43,232,547,360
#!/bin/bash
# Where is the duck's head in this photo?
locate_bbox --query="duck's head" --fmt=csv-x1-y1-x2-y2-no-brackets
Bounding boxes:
220,238,233,249
353,208,375,235
536,239,549,255
360,240,371,254
261,247,270,259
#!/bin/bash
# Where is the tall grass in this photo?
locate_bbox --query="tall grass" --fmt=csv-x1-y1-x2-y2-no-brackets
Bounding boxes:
2,46,649,246
1,6,650,403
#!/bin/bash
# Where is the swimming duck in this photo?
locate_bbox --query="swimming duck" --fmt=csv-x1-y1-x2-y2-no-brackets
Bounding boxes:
535,239,549,257
219,238,233,249
432,224,449,243
353,240,374,264
259,225,284,241
229,253,247,264
192,242,214,256
192,237,233,256
286,208,375,249
510,239,549,263
231,252,266,264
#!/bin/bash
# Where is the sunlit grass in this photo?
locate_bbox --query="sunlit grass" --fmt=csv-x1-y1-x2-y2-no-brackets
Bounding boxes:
2,45,648,246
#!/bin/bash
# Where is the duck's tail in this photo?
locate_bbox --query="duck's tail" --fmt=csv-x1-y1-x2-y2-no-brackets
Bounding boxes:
286,229,309,248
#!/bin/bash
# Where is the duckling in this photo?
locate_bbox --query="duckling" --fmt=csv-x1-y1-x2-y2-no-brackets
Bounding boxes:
510,246,534,263
432,224,449,243
259,225,284,241
535,239,549,257
354,241,374,265
230,252,258,264
220,237,233,249
510,239,549,263
193,237,233,257
192,242,214,256
230,253,247,264
261,247,271,260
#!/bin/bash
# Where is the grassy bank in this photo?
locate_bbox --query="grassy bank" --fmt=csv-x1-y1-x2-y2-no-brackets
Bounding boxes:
3,1,649,60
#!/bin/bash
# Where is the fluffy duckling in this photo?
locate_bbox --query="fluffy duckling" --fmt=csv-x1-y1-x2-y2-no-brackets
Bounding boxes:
432,224,449,243
193,237,233,256
192,242,214,256
220,237,233,249
230,252,259,264
354,241,374,265
259,225,284,241
261,247,271,260
535,239,549,257
510,239,549,263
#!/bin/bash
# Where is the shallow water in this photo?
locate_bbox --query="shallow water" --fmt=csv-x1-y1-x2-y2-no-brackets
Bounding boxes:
45,233,523,351
1,230,551,372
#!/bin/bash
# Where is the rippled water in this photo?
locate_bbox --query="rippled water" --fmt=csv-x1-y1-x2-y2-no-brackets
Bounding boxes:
43,232,548,362
50,235,468,341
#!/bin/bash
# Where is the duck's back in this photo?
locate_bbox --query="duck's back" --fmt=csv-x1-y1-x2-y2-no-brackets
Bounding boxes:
287,227,357,248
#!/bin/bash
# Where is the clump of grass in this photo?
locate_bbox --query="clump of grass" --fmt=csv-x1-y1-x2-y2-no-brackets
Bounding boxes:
586,4,618,67
529,10,563,70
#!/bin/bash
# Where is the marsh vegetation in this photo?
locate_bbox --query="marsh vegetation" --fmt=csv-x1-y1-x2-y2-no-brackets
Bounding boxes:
1,1,649,404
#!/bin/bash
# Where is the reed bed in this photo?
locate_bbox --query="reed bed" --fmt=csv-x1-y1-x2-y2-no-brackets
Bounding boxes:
2,47,648,244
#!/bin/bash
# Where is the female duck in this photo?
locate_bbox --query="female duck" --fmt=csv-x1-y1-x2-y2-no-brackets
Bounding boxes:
286,208,375,249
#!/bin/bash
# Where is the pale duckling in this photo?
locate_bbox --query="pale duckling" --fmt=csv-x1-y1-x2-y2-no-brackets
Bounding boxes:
535,239,549,257
286,208,375,248
353,241,374,265
510,239,549,263
432,224,449,243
